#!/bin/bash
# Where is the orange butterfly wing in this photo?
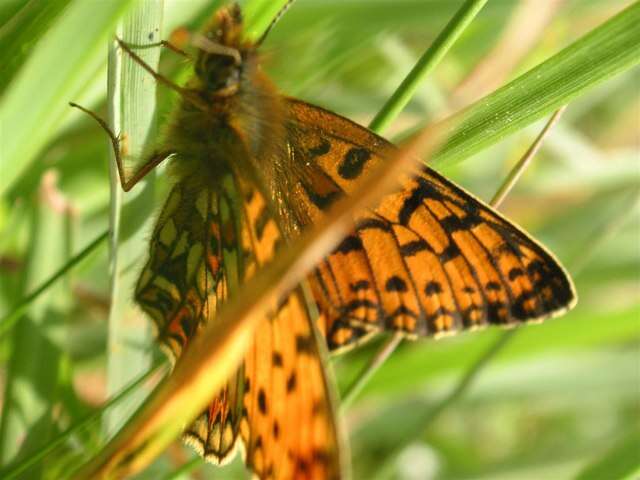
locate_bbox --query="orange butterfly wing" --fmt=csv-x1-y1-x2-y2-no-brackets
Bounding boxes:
135,172,346,478
283,99,576,347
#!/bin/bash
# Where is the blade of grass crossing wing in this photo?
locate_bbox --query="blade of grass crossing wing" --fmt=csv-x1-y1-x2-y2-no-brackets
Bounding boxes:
71,64,458,480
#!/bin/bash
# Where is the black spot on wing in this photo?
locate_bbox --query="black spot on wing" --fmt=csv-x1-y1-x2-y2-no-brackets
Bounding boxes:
338,147,371,180
424,281,442,295
295,334,314,354
487,301,508,323
308,138,331,157
510,290,539,319
385,276,408,293
399,176,444,225
357,218,392,232
286,371,297,392
272,351,283,367
335,235,363,254
440,214,482,232
399,239,431,256
258,389,267,414
350,280,370,292
508,267,525,281
438,243,461,262
254,205,271,241
300,180,340,210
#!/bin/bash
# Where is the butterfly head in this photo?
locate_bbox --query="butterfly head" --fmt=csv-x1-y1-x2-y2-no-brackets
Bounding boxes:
194,4,253,97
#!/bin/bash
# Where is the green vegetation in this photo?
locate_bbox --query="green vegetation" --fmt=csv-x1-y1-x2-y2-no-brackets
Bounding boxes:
1,0,638,478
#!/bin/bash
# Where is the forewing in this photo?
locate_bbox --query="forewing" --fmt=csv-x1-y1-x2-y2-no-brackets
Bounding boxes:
285,99,576,345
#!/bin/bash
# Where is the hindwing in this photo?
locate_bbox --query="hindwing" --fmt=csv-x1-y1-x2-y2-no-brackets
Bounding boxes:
135,171,345,478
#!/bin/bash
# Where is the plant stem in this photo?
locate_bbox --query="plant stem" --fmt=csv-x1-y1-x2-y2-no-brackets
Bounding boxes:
490,106,567,208
369,0,489,134
104,0,163,436
0,363,164,480
0,230,108,336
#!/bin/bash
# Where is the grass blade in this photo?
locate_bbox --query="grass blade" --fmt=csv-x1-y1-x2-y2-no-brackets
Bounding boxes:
0,0,73,94
0,0,137,196
369,0,488,133
0,230,108,335
243,0,293,41
104,0,163,436
575,430,640,480
0,363,165,480
430,1,640,167
0,172,72,474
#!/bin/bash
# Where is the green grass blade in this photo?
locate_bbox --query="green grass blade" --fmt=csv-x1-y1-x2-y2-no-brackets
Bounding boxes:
104,0,163,436
0,0,137,196
0,230,108,335
0,173,72,473
430,1,640,167
0,1,30,26
243,0,293,41
0,0,73,94
0,363,164,480
369,0,488,134
574,430,640,480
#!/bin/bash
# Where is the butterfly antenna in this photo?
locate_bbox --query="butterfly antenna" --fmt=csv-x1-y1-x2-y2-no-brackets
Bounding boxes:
256,0,297,46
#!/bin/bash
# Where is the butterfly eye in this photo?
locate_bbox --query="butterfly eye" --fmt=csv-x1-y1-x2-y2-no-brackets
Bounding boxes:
203,55,241,93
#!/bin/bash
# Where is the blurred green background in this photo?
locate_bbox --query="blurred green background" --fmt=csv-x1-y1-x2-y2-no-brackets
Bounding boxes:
0,0,638,479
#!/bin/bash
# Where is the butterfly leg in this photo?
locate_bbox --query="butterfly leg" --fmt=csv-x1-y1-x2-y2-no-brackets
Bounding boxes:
117,37,192,60
118,150,174,192
115,37,208,111
68,102,174,192
156,40,191,59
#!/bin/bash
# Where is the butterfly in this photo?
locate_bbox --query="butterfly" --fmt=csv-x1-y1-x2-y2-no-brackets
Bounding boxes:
94,3,575,479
